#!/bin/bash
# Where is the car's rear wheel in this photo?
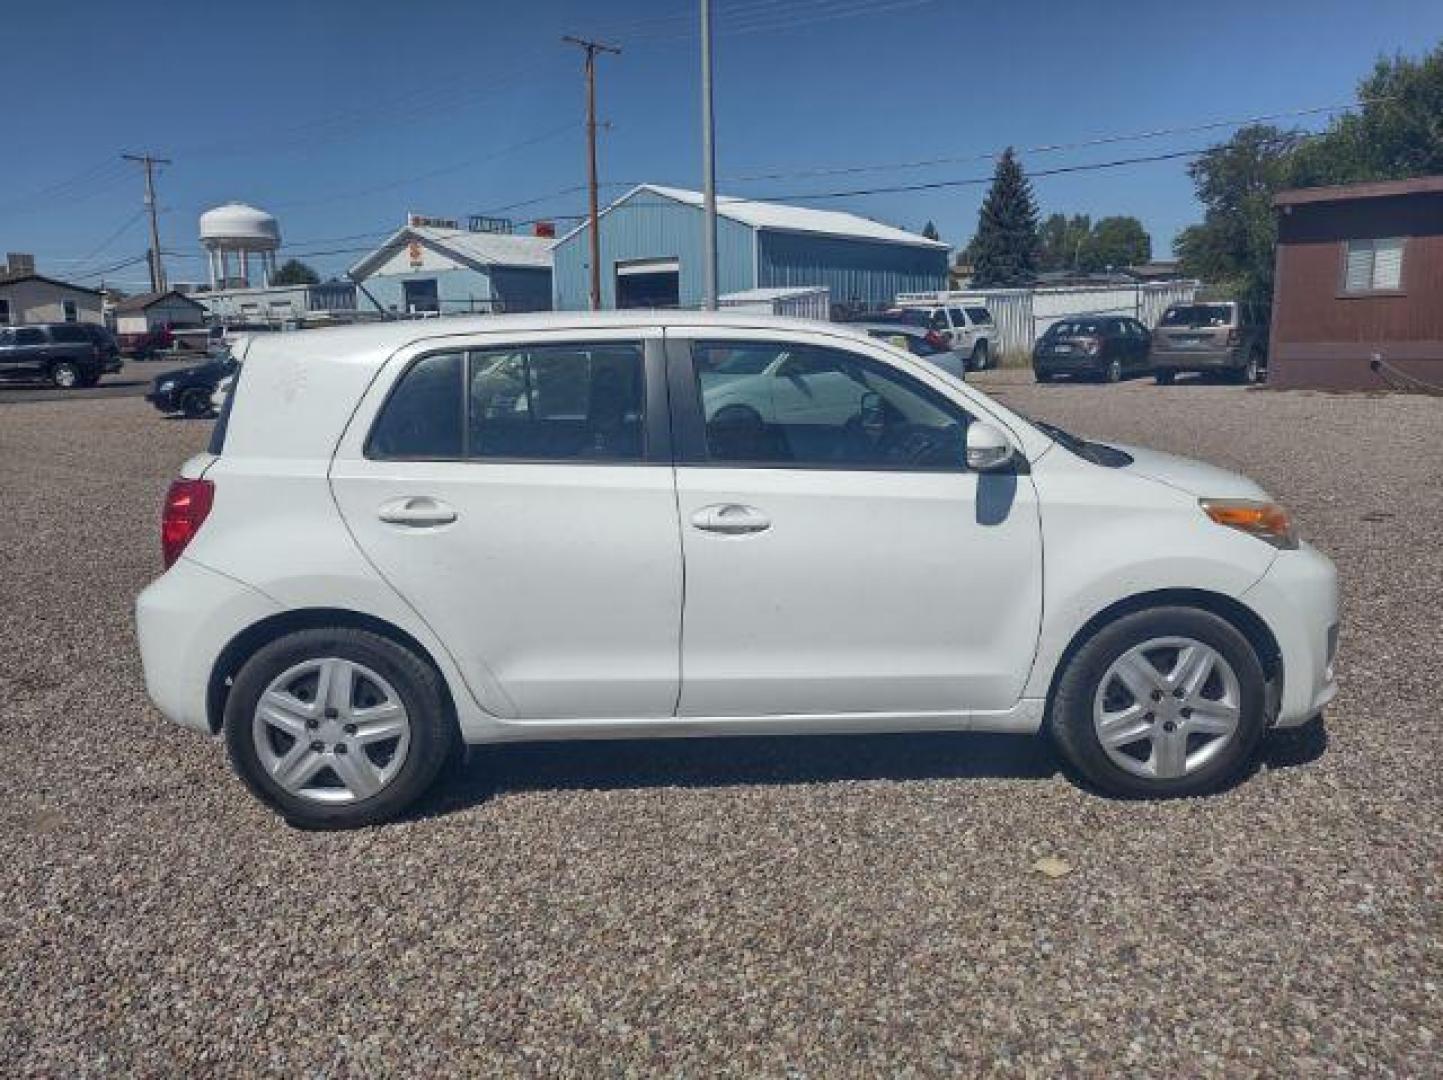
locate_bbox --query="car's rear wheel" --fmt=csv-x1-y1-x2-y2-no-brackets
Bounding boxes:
970,341,990,371
1103,358,1122,383
1034,370,1053,384
1155,369,1176,385
224,628,458,829
1048,607,1267,798
179,387,212,418
1233,352,1261,385
50,361,82,389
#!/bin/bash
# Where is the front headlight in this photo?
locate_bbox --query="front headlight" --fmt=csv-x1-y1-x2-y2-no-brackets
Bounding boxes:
1200,499,1298,549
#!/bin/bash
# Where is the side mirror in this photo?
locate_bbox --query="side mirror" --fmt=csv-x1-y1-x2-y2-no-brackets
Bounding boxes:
966,422,1017,472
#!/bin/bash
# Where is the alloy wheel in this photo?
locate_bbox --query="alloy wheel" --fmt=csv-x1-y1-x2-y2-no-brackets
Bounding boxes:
252,657,412,803
1092,636,1242,780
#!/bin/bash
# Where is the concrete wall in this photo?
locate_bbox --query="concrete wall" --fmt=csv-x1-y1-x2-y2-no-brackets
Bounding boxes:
0,280,102,325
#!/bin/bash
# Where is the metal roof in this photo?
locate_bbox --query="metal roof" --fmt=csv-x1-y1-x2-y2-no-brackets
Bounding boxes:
349,226,555,279
111,289,206,313
559,184,949,250
1273,175,1443,207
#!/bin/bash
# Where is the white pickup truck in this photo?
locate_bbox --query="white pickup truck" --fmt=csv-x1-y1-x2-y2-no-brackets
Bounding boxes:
890,293,999,370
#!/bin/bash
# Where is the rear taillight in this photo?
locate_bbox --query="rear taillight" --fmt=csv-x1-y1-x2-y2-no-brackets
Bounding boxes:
162,478,214,568
925,329,948,350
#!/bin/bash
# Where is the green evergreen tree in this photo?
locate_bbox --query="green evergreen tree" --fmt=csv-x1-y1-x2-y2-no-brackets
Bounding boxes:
272,259,320,286
921,220,940,241
971,148,1039,287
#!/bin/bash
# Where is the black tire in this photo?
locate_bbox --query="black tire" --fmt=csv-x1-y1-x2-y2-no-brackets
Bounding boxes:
970,341,990,371
1155,369,1176,385
1034,370,1054,384
50,361,82,389
224,628,459,829
1047,606,1268,799
1102,358,1122,383
179,387,212,419
1232,352,1261,385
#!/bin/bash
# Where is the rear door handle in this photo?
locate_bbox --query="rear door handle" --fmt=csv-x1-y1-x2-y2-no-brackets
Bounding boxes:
691,503,771,535
377,496,458,528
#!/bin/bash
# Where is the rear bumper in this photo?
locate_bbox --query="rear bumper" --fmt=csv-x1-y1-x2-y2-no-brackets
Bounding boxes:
1033,354,1103,376
1152,346,1243,370
136,558,281,734
1241,542,1340,727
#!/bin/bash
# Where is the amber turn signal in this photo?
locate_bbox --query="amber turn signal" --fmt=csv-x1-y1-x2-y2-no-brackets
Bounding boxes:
1199,499,1298,549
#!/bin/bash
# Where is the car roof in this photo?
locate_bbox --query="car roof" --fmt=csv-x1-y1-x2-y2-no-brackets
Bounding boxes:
240,311,880,366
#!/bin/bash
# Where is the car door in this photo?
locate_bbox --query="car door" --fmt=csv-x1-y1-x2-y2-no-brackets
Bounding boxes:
669,328,1043,719
12,326,47,374
329,328,684,720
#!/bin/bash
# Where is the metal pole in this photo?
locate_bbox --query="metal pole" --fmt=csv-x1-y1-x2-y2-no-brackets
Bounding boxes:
700,0,718,310
563,36,620,311
124,152,171,293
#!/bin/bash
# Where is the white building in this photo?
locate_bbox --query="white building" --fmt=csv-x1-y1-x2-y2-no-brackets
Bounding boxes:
349,223,554,316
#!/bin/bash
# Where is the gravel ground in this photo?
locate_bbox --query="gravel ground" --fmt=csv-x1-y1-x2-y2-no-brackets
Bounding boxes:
1,376,1440,1076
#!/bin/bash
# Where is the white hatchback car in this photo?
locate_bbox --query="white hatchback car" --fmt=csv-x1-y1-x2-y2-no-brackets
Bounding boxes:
137,313,1338,828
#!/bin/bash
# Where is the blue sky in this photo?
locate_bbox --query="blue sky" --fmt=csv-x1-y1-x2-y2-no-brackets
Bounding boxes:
4,0,1440,289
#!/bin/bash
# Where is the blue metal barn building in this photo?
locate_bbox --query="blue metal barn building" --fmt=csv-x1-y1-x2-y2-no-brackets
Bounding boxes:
552,184,949,312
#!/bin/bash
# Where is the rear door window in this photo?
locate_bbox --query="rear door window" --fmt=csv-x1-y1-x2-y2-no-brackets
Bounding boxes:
14,328,45,346
965,307,992,325
947,307,968,328
366,343,647,462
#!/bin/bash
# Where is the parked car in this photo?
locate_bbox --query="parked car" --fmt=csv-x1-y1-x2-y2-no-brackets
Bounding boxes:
136,312,1338,828
888,303,998,370
1151,301,1269,384
122,326,174,360
855,322,969,379
145,355,239,418
1033,316,1152,383
0,322,123,388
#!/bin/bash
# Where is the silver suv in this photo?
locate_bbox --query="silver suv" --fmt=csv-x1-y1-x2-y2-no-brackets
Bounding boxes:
1151,301,1269,385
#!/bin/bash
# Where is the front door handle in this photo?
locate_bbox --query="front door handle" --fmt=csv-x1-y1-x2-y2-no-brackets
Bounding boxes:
691,503,771,535
377,496,458,528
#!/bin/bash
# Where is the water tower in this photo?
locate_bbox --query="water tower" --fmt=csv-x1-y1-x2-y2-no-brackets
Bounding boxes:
200,202,281,289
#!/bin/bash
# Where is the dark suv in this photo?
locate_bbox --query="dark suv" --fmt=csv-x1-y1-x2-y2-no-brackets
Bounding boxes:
0,322,123,388
1033,317,1153,383
1151,301,1269,384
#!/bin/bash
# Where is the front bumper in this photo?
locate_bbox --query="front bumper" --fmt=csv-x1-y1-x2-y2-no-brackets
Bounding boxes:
1152,346,1242,370
136,558,281,734
1241,541,1340,727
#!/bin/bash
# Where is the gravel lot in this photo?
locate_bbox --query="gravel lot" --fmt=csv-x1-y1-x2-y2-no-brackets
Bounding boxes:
2,374,1440,1075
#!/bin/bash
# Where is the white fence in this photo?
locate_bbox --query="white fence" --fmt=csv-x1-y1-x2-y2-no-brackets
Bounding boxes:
897,281,1201,359
719,286,831,320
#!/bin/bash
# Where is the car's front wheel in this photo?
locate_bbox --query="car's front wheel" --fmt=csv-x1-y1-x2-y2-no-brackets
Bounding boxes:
179,387,213,418
224,628,459,829
1155,369,1176,385
1048,607,1267,798
970,341,990,371
50,361,82,389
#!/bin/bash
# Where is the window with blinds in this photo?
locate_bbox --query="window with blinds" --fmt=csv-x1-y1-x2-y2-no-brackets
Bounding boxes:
1343,237,1405,292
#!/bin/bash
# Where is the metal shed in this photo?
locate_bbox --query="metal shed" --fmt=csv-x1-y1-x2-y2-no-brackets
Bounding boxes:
552,184,948,312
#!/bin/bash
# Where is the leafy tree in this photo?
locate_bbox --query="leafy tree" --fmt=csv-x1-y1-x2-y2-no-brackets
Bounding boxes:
921,220,940,241
1079,216,1152,272
971,148,1040,287
1173,124,1305,305
1289,44,1443,186
272,259,320,286
1037,213,1091,272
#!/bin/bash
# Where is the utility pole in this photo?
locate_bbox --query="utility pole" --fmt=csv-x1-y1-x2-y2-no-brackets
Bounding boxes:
699,0,719,310
562,35,620,311
123,152,171,293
